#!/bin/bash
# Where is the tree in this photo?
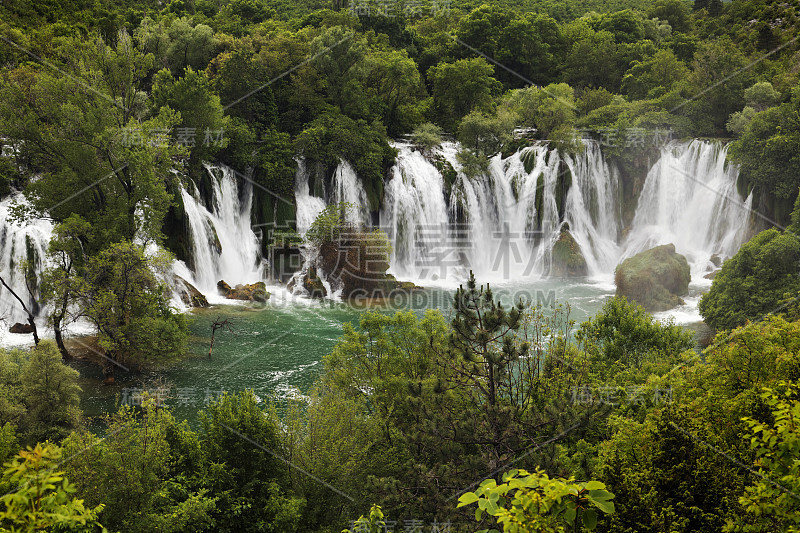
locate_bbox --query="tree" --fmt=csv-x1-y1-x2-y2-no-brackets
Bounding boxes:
151,67,229,172
648,0,691,33
450,272,529,411
73,241,187,383
199,391,303,533
503,83,577,138
0,342,81,445
599,10,645,44
410,122,443,156
457,110,515,157
364,48,423,135
683,37,751,135
726,106,757,136
728,87,800,203
61,399,217,532
309,25,367,116
40,215,92,360
19,341,82,444
728,382,800,532
0,444,104,533
577,296,695,369
699,229,800,331
427,58,501,132
135,16,219,74
563,29,623,91
744,82,781,112
0,31,182,252
457,468,615,532
207,43,279,134
622,49,689,99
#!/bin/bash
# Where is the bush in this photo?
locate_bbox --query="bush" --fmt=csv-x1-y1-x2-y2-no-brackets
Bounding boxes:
699,229,800,331
410,122,443,155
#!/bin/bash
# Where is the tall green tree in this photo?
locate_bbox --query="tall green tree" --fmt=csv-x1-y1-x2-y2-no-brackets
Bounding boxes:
0,30,182,251
699,229,800,331
427,58,501,132
73,242,187,382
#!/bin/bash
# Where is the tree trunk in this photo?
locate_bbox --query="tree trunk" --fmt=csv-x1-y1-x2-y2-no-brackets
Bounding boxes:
53,315,72,361
28,315,39,345
103,354,115,385
0,274,39,345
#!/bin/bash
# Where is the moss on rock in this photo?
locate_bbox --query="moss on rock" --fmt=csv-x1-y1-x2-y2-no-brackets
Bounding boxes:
615,243,690,312
551,226,588,277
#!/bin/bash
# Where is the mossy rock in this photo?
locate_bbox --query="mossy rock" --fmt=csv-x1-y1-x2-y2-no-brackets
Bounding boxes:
615,244,691,313
303,267,327,299
217,280,270,302
551,227,588,277
175,276,209,308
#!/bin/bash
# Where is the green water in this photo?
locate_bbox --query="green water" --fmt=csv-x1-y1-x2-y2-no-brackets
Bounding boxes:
76,279,622,425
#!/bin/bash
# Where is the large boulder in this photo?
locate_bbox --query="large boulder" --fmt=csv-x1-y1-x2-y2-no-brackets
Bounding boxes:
551,225,588,277
217,280,270,302
615,244,691,312
175,276,209,308
9,322,34,334
287,266,328,299
314,231,422,300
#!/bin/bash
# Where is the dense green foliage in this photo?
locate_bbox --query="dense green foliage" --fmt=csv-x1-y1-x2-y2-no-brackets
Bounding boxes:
699,228,800,331
457,469,615,531
0,443,105,533
0,275,798,531
0,341,82,447
2,0,800,531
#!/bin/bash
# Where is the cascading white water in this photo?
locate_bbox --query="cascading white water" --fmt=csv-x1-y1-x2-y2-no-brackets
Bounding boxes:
622,140,752,280
331,160,370,226
379,141,626,283
0,193,52,324
376,139,750,287
381,142,453,280
562,142,622,275
294,160,326,235
177,164,264,296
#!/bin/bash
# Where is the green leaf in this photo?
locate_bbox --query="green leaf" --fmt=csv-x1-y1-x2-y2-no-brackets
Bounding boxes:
584,481,605,490
584,509,598,529
457,492,479,507
593,499,615,514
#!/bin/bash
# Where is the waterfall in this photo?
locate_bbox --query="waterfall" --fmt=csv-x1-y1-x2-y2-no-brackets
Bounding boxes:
0,193,52,324
381,143,452,281
376,139,750,286
622,140,753,280
331,160,370,226
177,164,264,295
379,141,626,283
294,160,326,235
563,142,622,275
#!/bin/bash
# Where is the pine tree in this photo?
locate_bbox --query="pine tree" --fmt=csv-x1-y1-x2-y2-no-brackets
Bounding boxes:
449,271,528,409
